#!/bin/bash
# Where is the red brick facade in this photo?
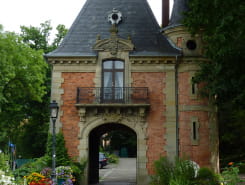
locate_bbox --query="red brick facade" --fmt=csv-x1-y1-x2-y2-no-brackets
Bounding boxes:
178,72,211,167
61,72,95,158
59,70,215,174
132,72,167,174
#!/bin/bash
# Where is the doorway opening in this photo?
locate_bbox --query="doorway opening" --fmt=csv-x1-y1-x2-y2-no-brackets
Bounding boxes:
88,123,137,184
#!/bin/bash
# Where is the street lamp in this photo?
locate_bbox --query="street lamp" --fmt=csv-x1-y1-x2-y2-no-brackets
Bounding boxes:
49,100,59,183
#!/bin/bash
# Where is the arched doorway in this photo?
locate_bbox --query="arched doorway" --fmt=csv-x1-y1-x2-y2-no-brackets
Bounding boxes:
88,123,136,184
77,107,149,185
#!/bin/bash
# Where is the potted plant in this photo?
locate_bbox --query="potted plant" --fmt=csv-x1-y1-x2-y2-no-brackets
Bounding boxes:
56,166,73,185
26,172,52,185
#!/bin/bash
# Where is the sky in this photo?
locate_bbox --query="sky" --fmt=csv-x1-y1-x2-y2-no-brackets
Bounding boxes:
0,0,173,34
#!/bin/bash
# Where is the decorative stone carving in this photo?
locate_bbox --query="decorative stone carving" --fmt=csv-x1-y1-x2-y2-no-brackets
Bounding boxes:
139,107,146,126
77,106,148,139
107,8,122,25
93,24,134,56
102,113,123,122
78,108,86,123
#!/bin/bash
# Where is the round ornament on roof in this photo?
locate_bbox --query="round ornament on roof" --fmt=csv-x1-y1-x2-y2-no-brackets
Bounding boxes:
107,8,122,25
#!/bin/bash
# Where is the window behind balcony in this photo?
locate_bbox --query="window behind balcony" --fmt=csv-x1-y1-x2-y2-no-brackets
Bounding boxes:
102,60,124,103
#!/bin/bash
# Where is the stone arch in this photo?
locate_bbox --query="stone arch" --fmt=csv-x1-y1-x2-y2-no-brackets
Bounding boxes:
78,115,148,185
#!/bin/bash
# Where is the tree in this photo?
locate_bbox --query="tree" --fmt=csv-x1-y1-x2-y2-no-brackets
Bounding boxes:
51,24,68,50
46,132,71,167
15,21,68,158
184,0,245,163
20,20,68,53
103,130,137,157
0,27,47,152
0,21,68,158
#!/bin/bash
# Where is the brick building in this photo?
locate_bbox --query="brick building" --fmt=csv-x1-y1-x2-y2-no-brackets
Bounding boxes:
45,0,219,184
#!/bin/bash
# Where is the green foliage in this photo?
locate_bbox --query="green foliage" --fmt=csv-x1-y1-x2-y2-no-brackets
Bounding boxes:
13,155,49,181
0,29,47,152
14,121,49,158
103,130,137,157
20,21,52,53
184,0,245,162
46,132,71,167
151,157,221,185
195,167,220,185
151,157,242,185
220,165,241,185
13,132,87,185
70,160,87,185
0,153,10,174
103,152,119,164
0,21,68,158
150,157,196,185
51,24,68,50
20,20,68,54
151,157,173,185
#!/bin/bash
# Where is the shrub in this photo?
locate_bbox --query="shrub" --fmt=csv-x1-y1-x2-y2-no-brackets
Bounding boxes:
220,164,241,185
106,153,119,164
150,157,198,185
150,157,174,185
46,133,71,167
0,153,10,174
70,159,87,185
13,155,49,181
195,167,220,185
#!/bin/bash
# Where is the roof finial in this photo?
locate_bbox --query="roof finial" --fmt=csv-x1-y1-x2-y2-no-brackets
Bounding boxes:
109,24,118,38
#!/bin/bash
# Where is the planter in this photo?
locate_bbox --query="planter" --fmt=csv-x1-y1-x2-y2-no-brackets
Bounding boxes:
57,178,66,185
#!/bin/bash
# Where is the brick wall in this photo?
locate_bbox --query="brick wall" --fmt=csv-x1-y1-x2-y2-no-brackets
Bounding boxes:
61,72,95,158
178,72,211,167
132,72,167,174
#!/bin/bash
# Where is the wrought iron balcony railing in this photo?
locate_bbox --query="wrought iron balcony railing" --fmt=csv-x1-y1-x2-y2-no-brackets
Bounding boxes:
76,87,149,104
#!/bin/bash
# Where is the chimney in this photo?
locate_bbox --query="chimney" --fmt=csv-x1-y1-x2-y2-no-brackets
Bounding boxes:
162,0,169,27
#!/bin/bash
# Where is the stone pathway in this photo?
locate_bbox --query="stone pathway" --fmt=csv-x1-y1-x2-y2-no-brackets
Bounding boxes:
91,158,136,185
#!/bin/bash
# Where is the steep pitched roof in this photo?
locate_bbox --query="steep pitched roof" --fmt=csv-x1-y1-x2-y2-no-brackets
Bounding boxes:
46,0,180,57
169,0,189,27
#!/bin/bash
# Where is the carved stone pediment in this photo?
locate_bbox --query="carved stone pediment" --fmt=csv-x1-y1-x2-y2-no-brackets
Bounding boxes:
93,25,134,55
76,105,148,139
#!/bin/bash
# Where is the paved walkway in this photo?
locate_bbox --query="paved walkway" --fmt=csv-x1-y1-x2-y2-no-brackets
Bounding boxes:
91,158,136,185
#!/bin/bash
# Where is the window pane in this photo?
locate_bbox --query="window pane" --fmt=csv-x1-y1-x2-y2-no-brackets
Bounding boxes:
115,72,123,87
103,72,112,100
103,72,112,87
103,61,112,69
115,61,124,69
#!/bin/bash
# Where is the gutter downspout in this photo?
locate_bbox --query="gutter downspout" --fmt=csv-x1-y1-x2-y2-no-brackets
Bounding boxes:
175,55,179,157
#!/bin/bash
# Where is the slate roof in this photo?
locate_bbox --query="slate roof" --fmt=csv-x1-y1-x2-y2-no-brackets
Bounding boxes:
167,0,189,28
46,0,180,57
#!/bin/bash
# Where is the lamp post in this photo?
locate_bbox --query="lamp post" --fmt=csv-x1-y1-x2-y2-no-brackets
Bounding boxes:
49,100,59,183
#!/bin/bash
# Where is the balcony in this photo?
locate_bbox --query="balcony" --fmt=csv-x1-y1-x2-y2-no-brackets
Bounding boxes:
76,87,150,107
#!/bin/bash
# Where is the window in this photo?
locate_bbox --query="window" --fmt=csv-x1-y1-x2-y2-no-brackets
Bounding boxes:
191,117,199,145
190,75,198,99
191,77,196,95
102,60,124,103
